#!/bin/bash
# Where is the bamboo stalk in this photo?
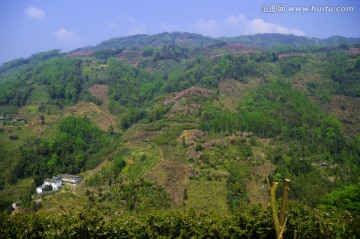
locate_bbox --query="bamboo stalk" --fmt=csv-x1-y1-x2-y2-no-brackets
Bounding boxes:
267,178,280,238
279,179,291,227
267,178,292,239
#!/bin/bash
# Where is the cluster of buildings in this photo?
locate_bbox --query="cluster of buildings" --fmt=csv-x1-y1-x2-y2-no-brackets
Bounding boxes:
36,174,82,194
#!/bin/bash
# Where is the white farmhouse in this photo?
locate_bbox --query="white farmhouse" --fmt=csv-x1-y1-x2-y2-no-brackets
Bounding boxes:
44,177,62,190
36,177,62,194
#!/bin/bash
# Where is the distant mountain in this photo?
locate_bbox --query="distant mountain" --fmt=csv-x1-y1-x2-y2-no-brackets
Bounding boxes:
91,32,224,50
221,33,317,48
220,33,360,49
322,35,360,46
2,33,359,67
66,32,360,55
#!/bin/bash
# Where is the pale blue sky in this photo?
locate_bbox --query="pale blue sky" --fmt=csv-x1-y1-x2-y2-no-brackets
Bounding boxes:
1,0,359,64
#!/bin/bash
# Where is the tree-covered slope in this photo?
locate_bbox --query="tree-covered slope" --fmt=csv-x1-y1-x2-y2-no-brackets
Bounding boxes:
94,32,224,50
221,33,360,49
0,32,359,237
65,32,360,56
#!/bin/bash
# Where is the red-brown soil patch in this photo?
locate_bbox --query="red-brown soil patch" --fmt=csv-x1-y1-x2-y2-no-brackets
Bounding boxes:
164,87,214,106
88,84,109,103
349,48,360,54
68,101,118,132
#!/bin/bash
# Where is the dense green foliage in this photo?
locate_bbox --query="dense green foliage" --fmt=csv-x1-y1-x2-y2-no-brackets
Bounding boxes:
220,33,360,51
0,49,61,75
280,56,307,77
323,177,360,214
93,32,224,50
202,80,316,137
1,202,359,239
79,32,360,55
329,54,360,97
0,69,32,107
227,162,250,210
0,50,62,109
86,180,171,212
32,57,83,104
107,59,162,107
18,116,114,185
200,80,354,163
154,44,189,61
165,54,258,92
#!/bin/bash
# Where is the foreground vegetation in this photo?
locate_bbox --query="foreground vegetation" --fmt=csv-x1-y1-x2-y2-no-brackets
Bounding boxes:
1,202,359,239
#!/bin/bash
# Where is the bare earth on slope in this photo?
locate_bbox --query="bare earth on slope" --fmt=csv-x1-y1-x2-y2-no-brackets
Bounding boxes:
88,84,109,103
144,160,190,206
68,101,118,132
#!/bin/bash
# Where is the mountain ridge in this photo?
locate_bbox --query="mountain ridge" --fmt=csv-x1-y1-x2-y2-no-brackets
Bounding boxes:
67,32,360,55
2,32,360,68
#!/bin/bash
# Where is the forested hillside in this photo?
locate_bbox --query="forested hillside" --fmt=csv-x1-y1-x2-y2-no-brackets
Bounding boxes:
0,33,359,238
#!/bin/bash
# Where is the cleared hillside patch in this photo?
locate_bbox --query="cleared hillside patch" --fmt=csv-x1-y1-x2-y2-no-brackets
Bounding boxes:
185,179,228,214
67,101,118,132
38,191,88,214
246,159,275,207
144,160,190,205
88,84,109,103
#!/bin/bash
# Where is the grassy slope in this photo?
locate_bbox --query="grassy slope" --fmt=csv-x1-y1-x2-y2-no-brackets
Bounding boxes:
185,179,228,213
37,190,88,214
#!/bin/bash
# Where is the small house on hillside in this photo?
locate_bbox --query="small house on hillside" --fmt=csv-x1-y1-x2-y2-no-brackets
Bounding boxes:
36,177,62,194
35,174,82,194
58,174,82,185
45,177,62,190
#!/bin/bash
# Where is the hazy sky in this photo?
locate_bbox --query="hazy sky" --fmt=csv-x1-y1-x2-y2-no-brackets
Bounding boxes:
1,0,359,64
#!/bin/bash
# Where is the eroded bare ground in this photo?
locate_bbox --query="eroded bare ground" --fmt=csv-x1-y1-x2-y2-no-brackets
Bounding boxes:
319,95,360,136
246,159,275,208
88,84,109,103
67,101,119,133
87,84,120,131
144,160,190,206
